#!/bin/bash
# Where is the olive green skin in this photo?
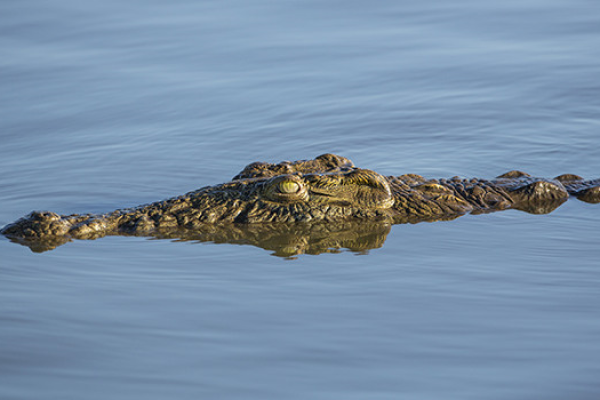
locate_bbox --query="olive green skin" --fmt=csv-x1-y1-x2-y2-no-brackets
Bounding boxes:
2,153,599,253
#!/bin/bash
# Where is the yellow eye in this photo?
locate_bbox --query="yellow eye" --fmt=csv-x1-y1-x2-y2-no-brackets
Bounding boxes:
279,181,300,193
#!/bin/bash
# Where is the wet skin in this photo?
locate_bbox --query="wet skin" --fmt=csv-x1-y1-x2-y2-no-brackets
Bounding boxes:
2,153,599,254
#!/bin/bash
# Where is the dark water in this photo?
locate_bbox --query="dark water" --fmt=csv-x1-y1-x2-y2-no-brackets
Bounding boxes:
2,0,600,398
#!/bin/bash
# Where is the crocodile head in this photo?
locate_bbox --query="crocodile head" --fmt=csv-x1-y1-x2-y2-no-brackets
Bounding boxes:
0,154,397,246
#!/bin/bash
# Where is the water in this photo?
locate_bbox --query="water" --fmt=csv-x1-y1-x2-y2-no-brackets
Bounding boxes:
1,0,600,398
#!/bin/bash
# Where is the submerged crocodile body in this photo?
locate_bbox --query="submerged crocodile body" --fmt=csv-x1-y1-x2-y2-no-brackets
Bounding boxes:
2,153,599,253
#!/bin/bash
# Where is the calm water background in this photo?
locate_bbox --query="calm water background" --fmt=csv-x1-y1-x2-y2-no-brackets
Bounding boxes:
1,0,600,398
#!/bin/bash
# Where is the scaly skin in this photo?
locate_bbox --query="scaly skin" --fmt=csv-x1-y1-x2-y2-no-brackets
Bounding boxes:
2,153,599,253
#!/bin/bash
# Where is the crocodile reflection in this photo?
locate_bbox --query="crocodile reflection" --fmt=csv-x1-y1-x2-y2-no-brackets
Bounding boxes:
139,220,396,258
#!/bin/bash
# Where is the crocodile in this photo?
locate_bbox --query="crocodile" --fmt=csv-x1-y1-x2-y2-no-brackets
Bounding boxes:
2,153,599,253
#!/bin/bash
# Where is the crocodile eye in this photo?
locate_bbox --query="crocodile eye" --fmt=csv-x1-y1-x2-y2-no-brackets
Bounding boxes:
279,181,300,193
264,175,307,202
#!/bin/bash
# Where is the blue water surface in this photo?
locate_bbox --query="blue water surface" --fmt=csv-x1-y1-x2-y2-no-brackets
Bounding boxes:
1,0,600,399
